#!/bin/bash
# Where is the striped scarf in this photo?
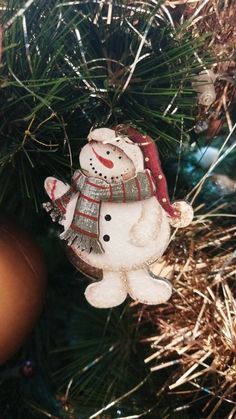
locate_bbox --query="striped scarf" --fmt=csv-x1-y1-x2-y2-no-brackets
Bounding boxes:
53,169,156,254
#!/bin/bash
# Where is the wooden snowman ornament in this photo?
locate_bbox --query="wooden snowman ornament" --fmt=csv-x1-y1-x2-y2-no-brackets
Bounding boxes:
44,126,193,308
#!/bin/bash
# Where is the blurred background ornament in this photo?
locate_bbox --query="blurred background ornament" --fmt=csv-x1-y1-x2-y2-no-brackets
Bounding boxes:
210,174,236,195
20,360,36,378
193,146,219,169
192,70,217,107
206,117,225,140
0,214,47,364
194,119,209,134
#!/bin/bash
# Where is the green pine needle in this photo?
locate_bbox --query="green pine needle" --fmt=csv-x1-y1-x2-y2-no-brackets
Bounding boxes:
0,0,210,212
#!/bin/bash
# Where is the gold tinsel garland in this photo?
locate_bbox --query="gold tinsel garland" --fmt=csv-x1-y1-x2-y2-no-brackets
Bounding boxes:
143,221,236,418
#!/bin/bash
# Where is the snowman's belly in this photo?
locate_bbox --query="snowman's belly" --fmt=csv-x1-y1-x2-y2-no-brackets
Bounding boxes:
72,197,170,271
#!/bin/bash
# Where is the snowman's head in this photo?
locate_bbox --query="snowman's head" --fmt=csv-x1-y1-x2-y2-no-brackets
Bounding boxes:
79,128,144,184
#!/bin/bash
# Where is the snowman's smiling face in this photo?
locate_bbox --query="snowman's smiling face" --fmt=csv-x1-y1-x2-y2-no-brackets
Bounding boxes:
79,140,136,184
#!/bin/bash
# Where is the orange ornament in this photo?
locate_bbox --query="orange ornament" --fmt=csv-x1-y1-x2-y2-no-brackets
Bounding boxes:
0,215,47,364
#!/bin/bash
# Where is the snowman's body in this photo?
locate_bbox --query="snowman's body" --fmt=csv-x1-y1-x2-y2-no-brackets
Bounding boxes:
73,198,170,272
45,128,192,308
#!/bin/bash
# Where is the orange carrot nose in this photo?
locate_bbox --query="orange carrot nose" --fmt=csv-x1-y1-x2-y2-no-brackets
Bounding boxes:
92,147,114,169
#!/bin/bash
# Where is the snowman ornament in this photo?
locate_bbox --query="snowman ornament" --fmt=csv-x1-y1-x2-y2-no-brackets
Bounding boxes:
44,126,193,308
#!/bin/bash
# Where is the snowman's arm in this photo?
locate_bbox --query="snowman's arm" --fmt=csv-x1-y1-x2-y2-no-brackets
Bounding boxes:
46,171,83,209
44,177,70,201
44,172,84,229
129,199,161,247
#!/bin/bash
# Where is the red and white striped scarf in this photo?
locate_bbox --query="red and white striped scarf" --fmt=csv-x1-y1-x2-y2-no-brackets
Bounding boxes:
53,169,156,254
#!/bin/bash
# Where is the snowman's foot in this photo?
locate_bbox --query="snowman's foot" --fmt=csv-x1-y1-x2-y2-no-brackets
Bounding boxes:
85,271,127,309
126,268,172,305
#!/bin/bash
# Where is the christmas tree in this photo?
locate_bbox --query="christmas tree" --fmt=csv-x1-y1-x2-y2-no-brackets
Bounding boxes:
0,1,236,418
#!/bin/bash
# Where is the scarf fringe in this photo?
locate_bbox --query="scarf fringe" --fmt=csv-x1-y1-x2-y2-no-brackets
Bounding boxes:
60,229,104,254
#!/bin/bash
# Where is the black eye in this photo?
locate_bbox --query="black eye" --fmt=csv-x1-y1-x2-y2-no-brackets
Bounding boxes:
106,151,110,155
118,156,122,159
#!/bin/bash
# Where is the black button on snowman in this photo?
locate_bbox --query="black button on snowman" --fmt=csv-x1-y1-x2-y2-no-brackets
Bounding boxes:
44,127,193,308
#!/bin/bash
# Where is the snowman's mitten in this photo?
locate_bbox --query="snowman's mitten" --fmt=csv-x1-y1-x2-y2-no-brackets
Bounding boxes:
44,177,70,201
168,201,193,228
48,172,85,214
129,199,163,247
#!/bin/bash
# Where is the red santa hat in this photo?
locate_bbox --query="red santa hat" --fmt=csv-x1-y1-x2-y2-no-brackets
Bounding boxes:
88,125,179,219
114,125,179,219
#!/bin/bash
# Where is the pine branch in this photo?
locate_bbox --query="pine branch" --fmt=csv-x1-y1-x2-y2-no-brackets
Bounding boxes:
0,0,209,212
